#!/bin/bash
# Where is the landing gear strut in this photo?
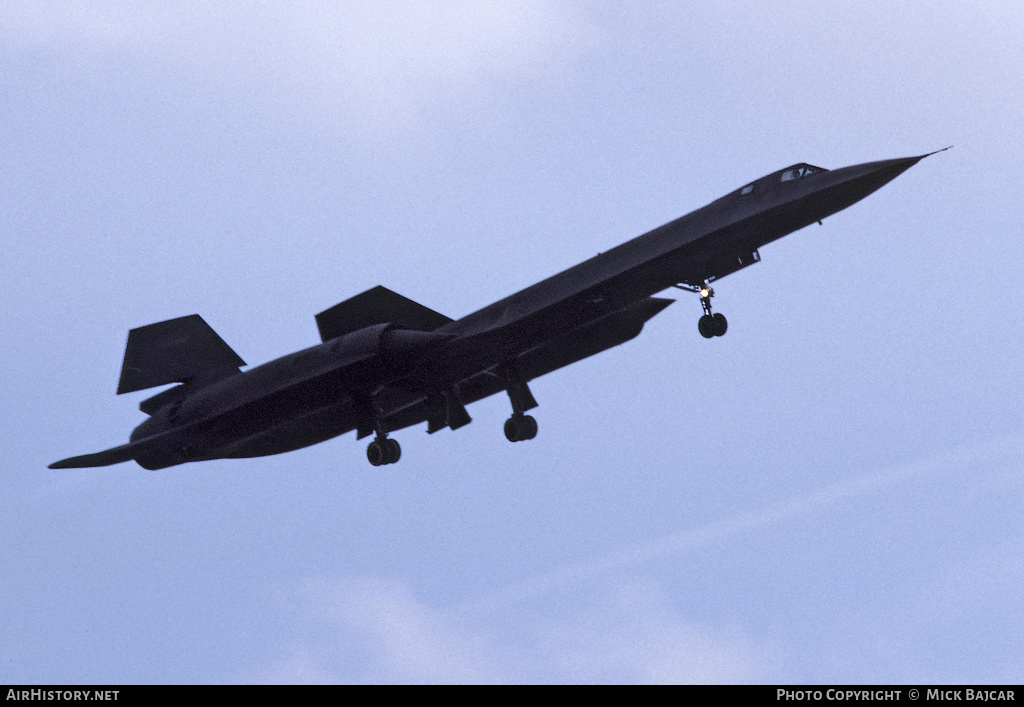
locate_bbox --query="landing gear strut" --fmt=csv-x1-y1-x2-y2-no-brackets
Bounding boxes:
697,286,728,338
674,282,727,338
497,360,539,443
356,396,401,467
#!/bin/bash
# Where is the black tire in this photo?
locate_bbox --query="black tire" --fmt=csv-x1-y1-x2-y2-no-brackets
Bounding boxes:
367,441,385,466
698,314,715,338
385,438,401,464
504,417,519,442
712,312,728,337
521,415,538,440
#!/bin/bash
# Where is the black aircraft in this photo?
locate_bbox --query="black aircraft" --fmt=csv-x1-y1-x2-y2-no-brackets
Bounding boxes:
50,151,945,470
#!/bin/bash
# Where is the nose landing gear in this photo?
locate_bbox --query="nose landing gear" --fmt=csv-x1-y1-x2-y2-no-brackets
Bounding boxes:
675,282,727,338
697,286,728,338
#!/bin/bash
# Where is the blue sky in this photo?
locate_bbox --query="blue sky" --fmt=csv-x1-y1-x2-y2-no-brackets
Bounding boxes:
2,1,1022,683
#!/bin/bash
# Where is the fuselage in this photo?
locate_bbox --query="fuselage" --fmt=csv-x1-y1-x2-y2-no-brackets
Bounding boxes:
51,154,932,470
404,156,927,394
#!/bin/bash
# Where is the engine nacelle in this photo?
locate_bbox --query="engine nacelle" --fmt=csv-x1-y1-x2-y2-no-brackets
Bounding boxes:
129,408,194,469
327,322,454,368
124,322,456,468
133,445,189,471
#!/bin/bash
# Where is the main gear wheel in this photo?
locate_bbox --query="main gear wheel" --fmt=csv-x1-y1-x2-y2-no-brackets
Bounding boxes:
504,413,538,442
367,437,401,466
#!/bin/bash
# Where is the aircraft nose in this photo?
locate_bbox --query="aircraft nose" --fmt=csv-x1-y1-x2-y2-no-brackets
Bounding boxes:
847,147,950,193
857,155,926,191
808,149,946,221
827,151,944,211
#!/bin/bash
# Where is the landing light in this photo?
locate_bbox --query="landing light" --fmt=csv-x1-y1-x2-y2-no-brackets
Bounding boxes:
700,288,710,298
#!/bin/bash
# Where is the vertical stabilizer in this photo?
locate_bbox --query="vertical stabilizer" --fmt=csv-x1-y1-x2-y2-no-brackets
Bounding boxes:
117,315,245,394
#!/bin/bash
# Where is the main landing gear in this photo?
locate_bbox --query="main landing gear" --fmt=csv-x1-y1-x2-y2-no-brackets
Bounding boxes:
367,434,401,466
674,282,727,338
497,360,539,443
356,396,401,467
504,413,538,442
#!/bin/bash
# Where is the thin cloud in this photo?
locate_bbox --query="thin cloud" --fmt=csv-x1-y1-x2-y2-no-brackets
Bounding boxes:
269,576,760,683
459,434,1024,616
265,439,1024,683
0,1,598,134
521,579,761,683
305,577,508,683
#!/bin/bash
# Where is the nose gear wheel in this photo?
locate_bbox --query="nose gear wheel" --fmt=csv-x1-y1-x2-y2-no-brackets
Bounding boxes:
699,312,728,338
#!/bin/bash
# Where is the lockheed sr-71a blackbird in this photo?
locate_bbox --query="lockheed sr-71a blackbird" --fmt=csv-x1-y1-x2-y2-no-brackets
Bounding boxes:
51,152,943,470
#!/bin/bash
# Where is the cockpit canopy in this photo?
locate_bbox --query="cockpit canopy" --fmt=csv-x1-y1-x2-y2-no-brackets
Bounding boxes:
779,163,826,182
739,163,828,195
